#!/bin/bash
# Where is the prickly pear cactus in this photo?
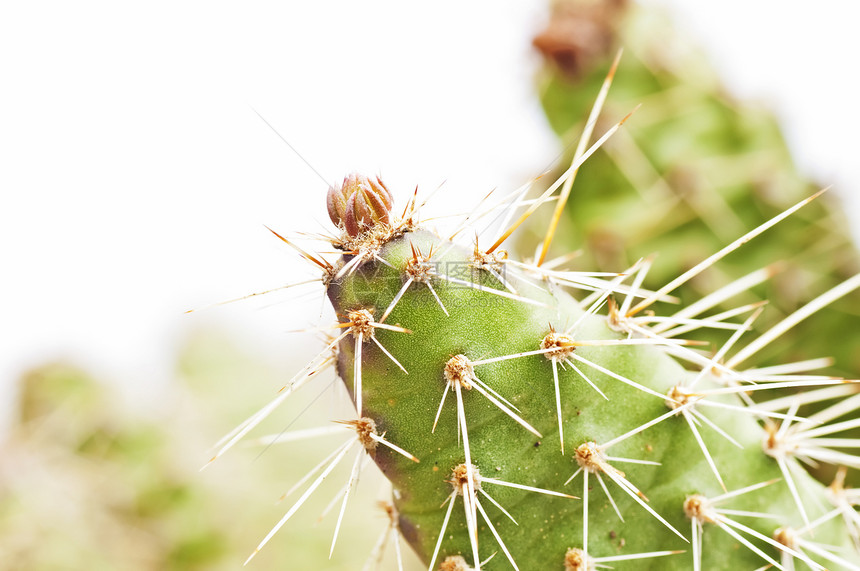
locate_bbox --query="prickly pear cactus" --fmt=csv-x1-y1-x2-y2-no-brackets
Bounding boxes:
532,0,860,377
217,154,860,569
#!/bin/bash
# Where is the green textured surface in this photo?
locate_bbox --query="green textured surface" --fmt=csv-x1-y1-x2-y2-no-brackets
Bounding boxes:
326,229,857,569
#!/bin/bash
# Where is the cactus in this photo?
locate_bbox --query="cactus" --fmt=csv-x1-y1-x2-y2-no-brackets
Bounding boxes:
203,10,860,566
210,119,860,570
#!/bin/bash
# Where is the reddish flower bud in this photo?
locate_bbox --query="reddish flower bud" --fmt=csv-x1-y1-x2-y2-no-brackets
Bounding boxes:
326,173,394,237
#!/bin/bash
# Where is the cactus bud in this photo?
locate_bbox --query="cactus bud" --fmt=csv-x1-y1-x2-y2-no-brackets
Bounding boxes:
326,173,394,237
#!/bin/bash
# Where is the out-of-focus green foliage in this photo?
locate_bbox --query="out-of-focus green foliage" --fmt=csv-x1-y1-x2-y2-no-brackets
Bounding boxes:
0,333,407,570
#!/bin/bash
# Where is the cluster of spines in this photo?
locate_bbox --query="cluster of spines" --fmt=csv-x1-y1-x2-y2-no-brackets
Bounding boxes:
198,66,860,570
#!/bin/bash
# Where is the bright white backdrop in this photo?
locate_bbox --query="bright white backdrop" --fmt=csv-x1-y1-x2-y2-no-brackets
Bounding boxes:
2,1,858,427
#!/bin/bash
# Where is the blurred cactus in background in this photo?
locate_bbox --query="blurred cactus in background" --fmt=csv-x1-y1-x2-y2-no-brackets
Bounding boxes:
532,0,860,376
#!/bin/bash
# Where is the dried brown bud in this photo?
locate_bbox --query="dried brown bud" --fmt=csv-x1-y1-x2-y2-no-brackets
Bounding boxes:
532,0,626,80
326,173,394,237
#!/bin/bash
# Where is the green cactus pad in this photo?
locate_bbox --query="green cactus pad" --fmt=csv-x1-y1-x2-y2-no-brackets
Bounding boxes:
319,221,859,570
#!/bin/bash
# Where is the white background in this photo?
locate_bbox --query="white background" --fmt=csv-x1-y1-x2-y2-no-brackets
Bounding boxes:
2,1,859,427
